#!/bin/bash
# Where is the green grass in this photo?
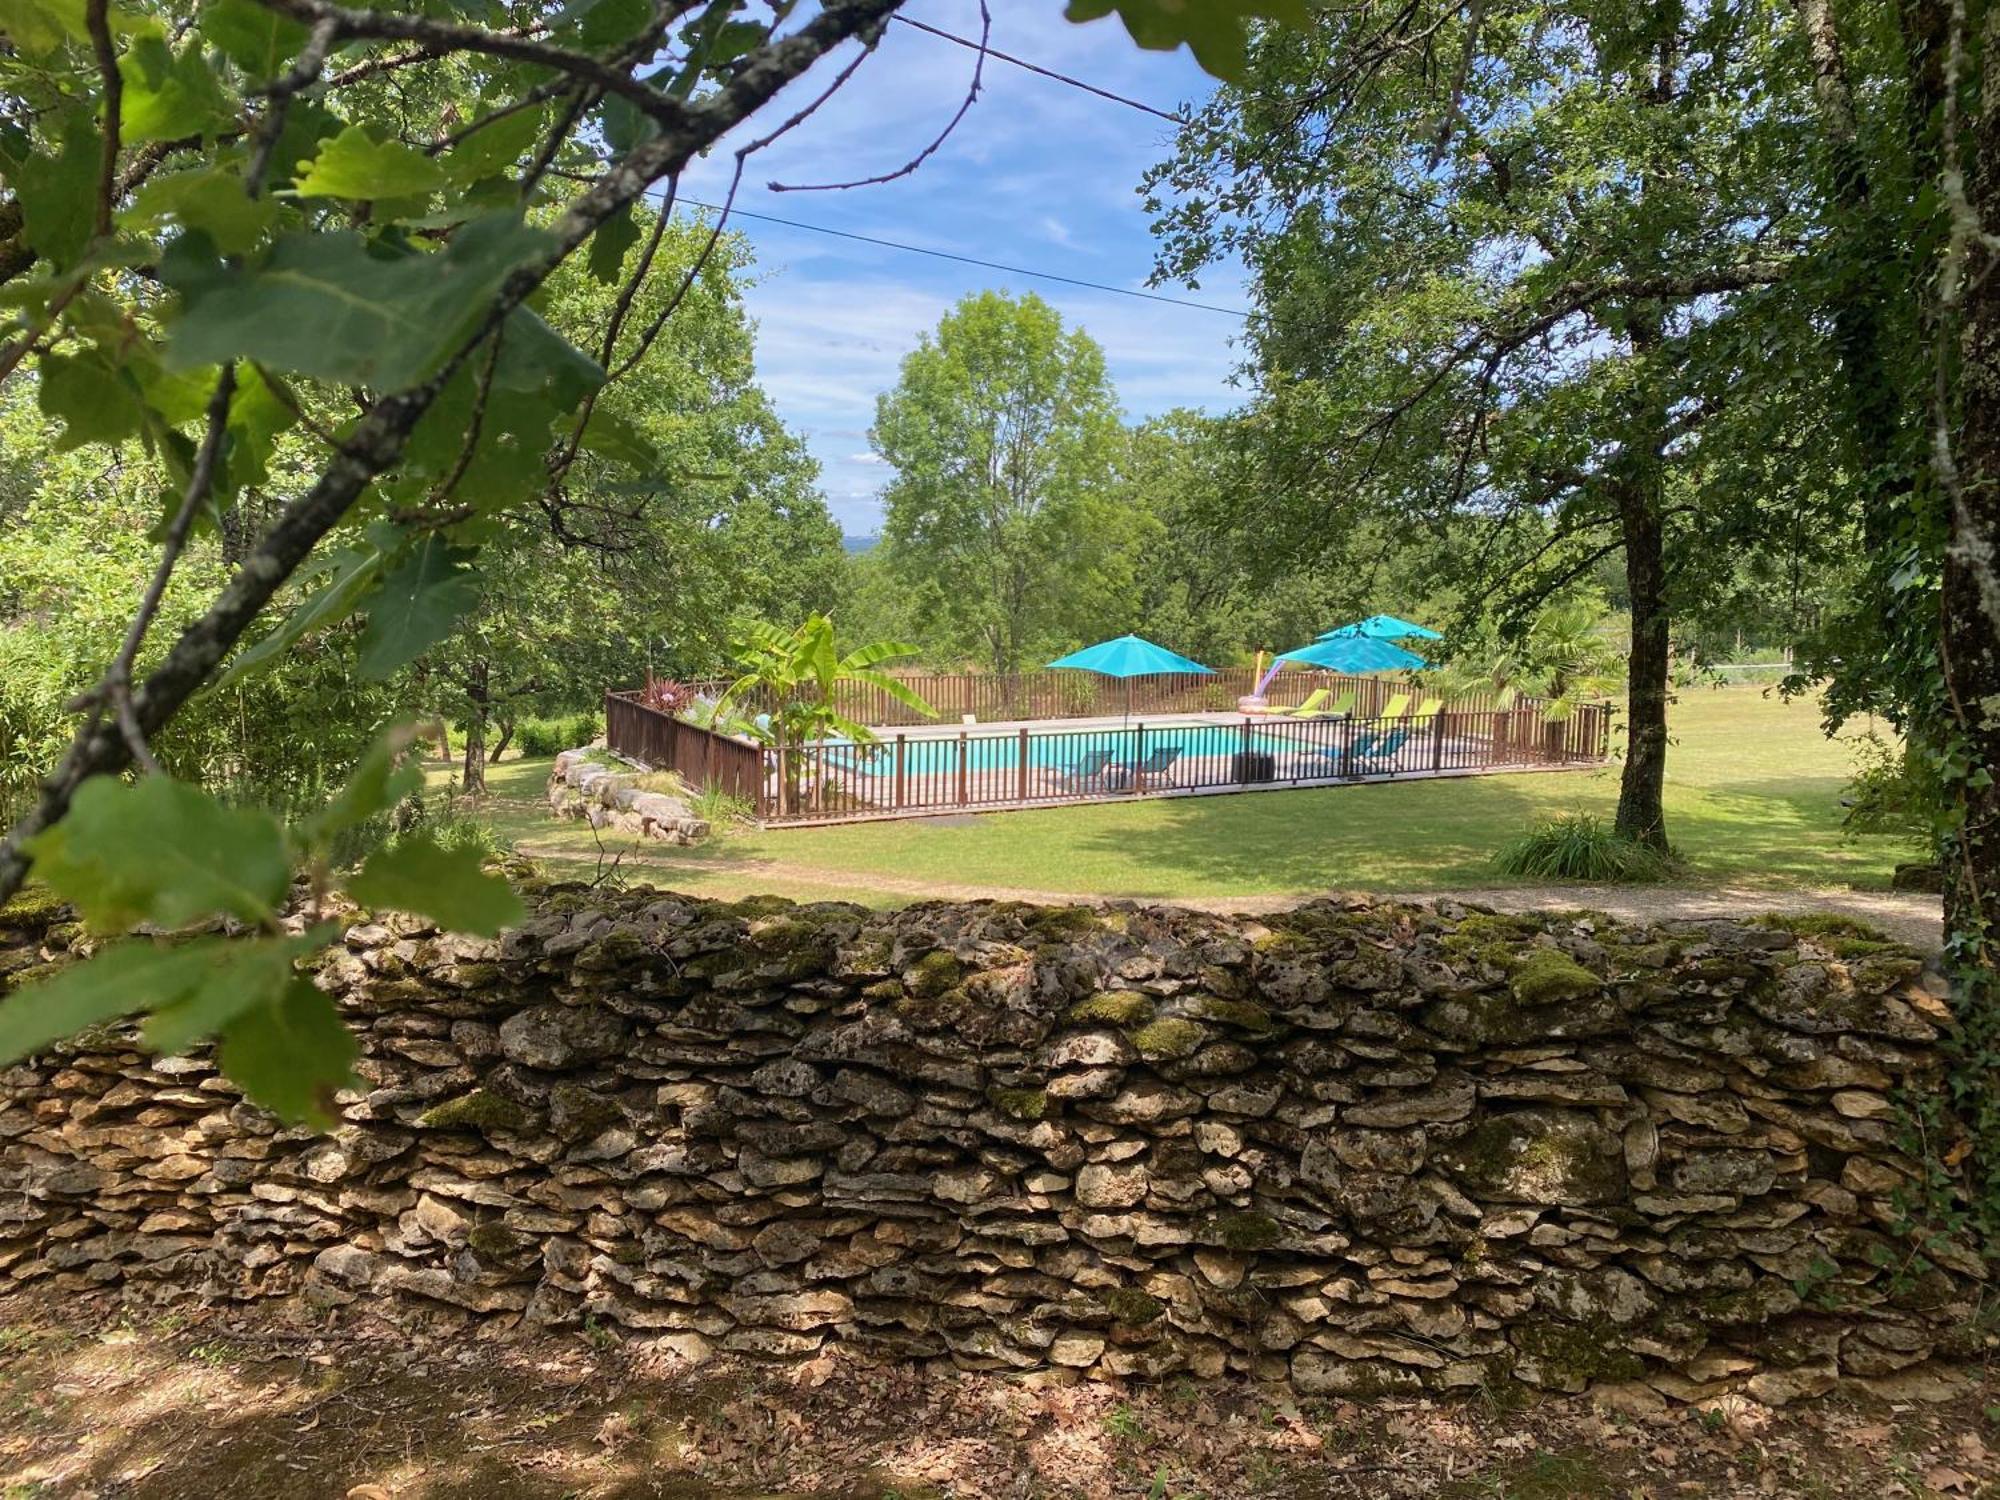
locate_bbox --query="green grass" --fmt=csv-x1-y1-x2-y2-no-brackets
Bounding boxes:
456,686,1910,906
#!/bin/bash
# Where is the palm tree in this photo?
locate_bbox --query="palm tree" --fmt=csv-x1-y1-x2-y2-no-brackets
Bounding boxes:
1437,595,1623,720
717,615,936,814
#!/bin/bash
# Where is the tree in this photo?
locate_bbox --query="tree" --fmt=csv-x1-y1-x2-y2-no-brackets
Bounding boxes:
0,0,1298,1118
872,291,1135,674
1146,0,1856,853
430,214,842,793
716,614,933,815
1434,593,1625,719
1115,410,1449,665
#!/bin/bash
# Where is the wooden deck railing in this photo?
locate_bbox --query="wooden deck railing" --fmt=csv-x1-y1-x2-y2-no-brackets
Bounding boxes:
603,692,765,806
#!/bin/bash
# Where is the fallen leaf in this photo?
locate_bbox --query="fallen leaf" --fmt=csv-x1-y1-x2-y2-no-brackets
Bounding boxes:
1927,1465,1978,1493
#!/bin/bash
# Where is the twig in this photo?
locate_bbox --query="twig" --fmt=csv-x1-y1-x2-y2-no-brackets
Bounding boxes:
245,18,341,194
0,0,911,909
251,0,694,125
85,0,121,239
91,366,240,774
770,0,985,193
435,327,504,503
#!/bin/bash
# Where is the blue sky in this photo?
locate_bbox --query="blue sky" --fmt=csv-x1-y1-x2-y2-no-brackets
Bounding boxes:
665,3,1252,534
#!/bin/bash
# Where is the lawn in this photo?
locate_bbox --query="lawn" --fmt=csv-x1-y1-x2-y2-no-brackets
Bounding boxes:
461,685,1912,908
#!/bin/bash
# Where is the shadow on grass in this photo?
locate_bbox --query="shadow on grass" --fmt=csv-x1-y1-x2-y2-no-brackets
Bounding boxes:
1061,774,1575,896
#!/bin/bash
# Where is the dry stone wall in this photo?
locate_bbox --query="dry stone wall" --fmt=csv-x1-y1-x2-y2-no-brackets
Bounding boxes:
0,885,1986,1404
547,748,709,844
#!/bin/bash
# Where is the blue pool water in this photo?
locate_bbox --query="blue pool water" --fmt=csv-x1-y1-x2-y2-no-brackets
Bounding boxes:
819,722,1332,777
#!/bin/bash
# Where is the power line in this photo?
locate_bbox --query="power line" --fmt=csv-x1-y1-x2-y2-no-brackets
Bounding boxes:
890,14,1186,124
675,196,1254,318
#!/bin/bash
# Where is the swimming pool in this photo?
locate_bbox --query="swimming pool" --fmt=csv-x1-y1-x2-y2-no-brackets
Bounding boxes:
819,721,1332,777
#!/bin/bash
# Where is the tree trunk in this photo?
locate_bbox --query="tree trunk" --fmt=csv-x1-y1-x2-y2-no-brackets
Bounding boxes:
1944,30,2000,1014
462,660,490,796
491,714,516,765
1615,483,1672,851
1613,316,1673,852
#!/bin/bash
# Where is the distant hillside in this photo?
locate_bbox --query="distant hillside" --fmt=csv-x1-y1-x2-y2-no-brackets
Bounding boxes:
842,535,879,555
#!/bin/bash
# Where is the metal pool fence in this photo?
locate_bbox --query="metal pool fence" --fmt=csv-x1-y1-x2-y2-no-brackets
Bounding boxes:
606,685,1612,825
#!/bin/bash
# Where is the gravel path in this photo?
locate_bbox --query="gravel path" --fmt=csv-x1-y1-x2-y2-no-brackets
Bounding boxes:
565,845,1945,952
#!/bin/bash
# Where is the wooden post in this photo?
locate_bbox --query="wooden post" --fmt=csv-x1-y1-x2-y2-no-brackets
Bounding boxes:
956,732,968,806
1239,717,1250,783
1431,708,1447,772
1134,720,1147,793
895,734,907,810
1017,727,1030,802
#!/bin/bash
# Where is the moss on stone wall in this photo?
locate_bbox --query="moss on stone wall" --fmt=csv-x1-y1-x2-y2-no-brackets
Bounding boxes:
0,886,1974,1404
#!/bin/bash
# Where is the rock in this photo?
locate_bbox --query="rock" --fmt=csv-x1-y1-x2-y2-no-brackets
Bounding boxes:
1048,1330,1106,1367
1433,1109,1626,1205
498,1005,628,1071
1589,1380,1669,1418
1074,1161,1149,1209
313,1245,384,1289
1344,1078,1475,1128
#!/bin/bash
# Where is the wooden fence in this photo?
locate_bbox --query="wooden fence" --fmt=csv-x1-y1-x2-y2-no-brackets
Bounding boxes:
608,676,1613,825
692,665,1554,728
603,692,765,806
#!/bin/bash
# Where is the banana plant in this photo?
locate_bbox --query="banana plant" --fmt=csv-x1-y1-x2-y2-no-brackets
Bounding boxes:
717,616,936,813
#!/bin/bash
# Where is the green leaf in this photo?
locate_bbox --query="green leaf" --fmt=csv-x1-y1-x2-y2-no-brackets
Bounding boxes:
566,0,650,49
202,0,307,76
0,0,86,54
0,940,217,1064
123,168,276,256
217,978,357,1129
293,123,449,202
588,200,643,284
357,533,481,678
119,22,234,143
443,105,547,183
575,404,656,467
25,775,292,930
1063,0,1308,80
346,835,523,935
141,930,332,1054
220,363,298,490
301,726,423,848
12,111,97,268
38,348,144,450
161,213,555,391
213,534,388,688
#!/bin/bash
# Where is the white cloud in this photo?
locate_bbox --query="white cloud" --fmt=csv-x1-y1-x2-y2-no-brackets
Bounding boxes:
658,1,1249,531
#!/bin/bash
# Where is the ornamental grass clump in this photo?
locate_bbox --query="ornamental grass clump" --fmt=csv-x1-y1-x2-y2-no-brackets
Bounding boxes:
1493,813,1676,884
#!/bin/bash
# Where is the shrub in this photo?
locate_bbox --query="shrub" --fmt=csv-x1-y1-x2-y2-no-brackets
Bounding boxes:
512,718,566,758
1841,731,1938,850
638,675,697,714
513,712,602,759
687,785,754,831
1492,813,1676,883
